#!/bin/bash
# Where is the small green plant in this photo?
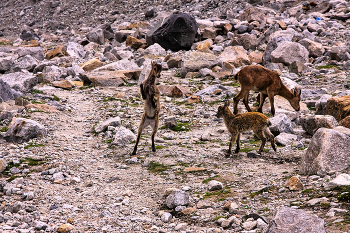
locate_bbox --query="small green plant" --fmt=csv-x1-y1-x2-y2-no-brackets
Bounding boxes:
103,139,113,144
174,72,181,77
171,122,191,132
102,97,118,102
213,215,228,221
24,142,45,149
302,188,314,194
154,145,168,150
31,89,44,94
31,100,46,104
250,187,269,198
320,202,331,209
317,65,337,69
53,95,60,101
147,161,170,174
79,85,93,90
194,141,207,144
202,175,219,184
0,127,8,132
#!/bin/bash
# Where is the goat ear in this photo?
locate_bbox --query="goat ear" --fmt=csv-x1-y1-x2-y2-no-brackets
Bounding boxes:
294,87,301,96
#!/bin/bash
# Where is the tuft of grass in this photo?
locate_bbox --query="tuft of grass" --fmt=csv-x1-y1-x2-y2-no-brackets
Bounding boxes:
204,188,231,199
103,139,113,144
202,175,219,184
213,215,228,221
147,161,170,174
53,95,60,101
79,85,93,90
102,97,118,102
31,89,44,94
24,142,45,149
171,122,190,132
0,127,8,132
194,141,207,144
250,187,269,198
174,72,181,77
154,145,168,150
31,100,46,104
317,65,337,69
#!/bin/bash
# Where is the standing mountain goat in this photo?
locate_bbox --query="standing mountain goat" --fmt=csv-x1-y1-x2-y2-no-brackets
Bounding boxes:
216,101,276,156
233,65,301,116
132,61,162,155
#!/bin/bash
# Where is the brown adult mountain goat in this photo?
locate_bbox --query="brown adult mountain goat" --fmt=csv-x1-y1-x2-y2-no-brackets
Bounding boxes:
132,61,162,155
216,101,276,156
233,65,301,116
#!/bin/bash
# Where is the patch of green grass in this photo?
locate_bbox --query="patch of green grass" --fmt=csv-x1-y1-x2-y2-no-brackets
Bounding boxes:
259,207,270,212
239,148,255,153
147,161,171,174
320,202,331,209
1,157,45,175
171,122,191,132
250,187,269,198
0,127,8,132
202,175,219,184
31,100,46,104
253,102,259,107
79,85,93,90
53,95,60,101
103,139,113,144
7,175,21,182
177,161,189,167
102,97,118,102
154,145,168,150
317,65,338,69
307,106,316,111
24,142,45,149
194,141,207,144
31,89,44,94
213,215,227,221
302,188,314,194
174,72,181,77
204,188,231,199
22,158,45,166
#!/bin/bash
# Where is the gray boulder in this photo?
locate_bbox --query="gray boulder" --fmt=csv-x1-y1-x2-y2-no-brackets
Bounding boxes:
0,79,21,102
324,173,350,190
137,58,153,85
208,180,223,191
329,43,350,61
299,38,325,58
269,114,295,135
166,190,189,209
315,94,332,115
143,43,166,56
271,41,309,66
13,55,38,71
0,72,38,93
267,206,326,233
146,12,198,51
230,33,258,50
300,115,338,135
87,28,105,45
0,56,15,72
299,128,350,175
4,118,47,143
16,47,45,61
94,117,121,133
111,126,136,146
95,59,139,72
275,133,299,146
262,35,292,65
180,51,217,78
41,66,64,82
66,42,86,60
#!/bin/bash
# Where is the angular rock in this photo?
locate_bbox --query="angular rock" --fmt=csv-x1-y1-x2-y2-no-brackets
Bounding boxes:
262,34,292,64
217,46,250,67
285,176,304,191
326,96,350,121
230,34,258,50
300,115,339,135
115,30,139,43
315,94,332,115
4,118,47,143
161,212,172,223
94,117,121,133
111,126,136,146
66,42,86,60
275,133,299,146
299,38,325,58
87,71,126,87
146,12,198,51
0,56,15,72
324,174,350,190
158,85,191,97
0,159,8,173
87,28,105,45
57,223,74,233
25,104,58,112
16,47,45,61
45,46,68,60
166,190,189,209
289,61,308,74
41,65,63,82
248,50,263,64
137,59,155,85
52,80,75,90
196,200,213,209
268,207,326,233
0,72,37,93
125,36,147,50
95,59,139,72
340,116,350,129
180,51,217,78
271,41,309,66
143,43,166,56
0,79,21,102
299,128,350,175
13,54,38,71
208,180,223,191
80,58,105,71
269,114,295,135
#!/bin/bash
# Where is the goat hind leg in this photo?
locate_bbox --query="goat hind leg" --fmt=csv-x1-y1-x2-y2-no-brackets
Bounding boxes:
264,127,277,152
150,116,159,152
235,133,241,153
255,130,266,153
132,115,147,155
243,93,252,112
233,90,249,114
257,93,268,113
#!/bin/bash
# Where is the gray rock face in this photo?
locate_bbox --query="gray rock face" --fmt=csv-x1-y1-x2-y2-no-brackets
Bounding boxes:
4,118,47,143
94,117,121,133
275,133,299,146
95,59,139,72
231,33,258,50
208,180,223,191
13,54,38,71
0,56,15,72
271,41,309,66
300,115,339,135
180,51,217,78
263,35,292,64
87,28,105,45
324,173,350,190
267,206,326,233
16,47,45,61
146,12,198,51
111,126,136,146
166,190,189,209
137,59,153,85
315,94,332,115
299,128,350,175
299,38,325,58
269,114,295,135
0,79,21,102
143,43,166,56
66,42,86,60
0,72,38,93
41,65,64,82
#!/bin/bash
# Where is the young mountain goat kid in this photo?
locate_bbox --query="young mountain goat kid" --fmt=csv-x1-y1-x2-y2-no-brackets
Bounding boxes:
233,65,301,116
216,101,276,156
132,61,162,155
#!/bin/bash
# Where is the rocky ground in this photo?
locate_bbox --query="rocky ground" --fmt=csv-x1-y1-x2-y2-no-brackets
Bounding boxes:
1,0,350,232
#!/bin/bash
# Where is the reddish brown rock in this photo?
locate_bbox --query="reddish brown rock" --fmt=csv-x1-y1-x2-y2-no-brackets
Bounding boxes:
87,71,127,87
158,85,191,97
187,95,200,104
184,167,206,172
285,176,304,191
340,115,350,129
125,36,147,50
45,46,68,60
80,58,105,72
52,80,75,90
326,96,350,121
248,50,263,64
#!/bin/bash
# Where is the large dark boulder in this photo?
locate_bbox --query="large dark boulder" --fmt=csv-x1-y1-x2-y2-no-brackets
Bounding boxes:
146,12,198,52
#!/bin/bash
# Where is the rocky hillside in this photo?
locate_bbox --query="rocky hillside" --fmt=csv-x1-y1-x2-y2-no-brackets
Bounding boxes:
1,0,350,232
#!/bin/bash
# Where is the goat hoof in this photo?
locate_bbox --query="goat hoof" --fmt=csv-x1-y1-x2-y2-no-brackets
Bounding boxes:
225,153,231,158
152,148,156,152
132,151,137,155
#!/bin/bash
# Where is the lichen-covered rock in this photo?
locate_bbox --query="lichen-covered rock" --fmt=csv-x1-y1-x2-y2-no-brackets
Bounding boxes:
267,207,326,233
166,190,189,209
326,96,350,121
299,128,350,175
4,118,47,143
208,180,223,191
300,115,339,135
271,41,309,66
0,72,38,93
95,117,121,133
0,79,21,102
111,126,136,146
